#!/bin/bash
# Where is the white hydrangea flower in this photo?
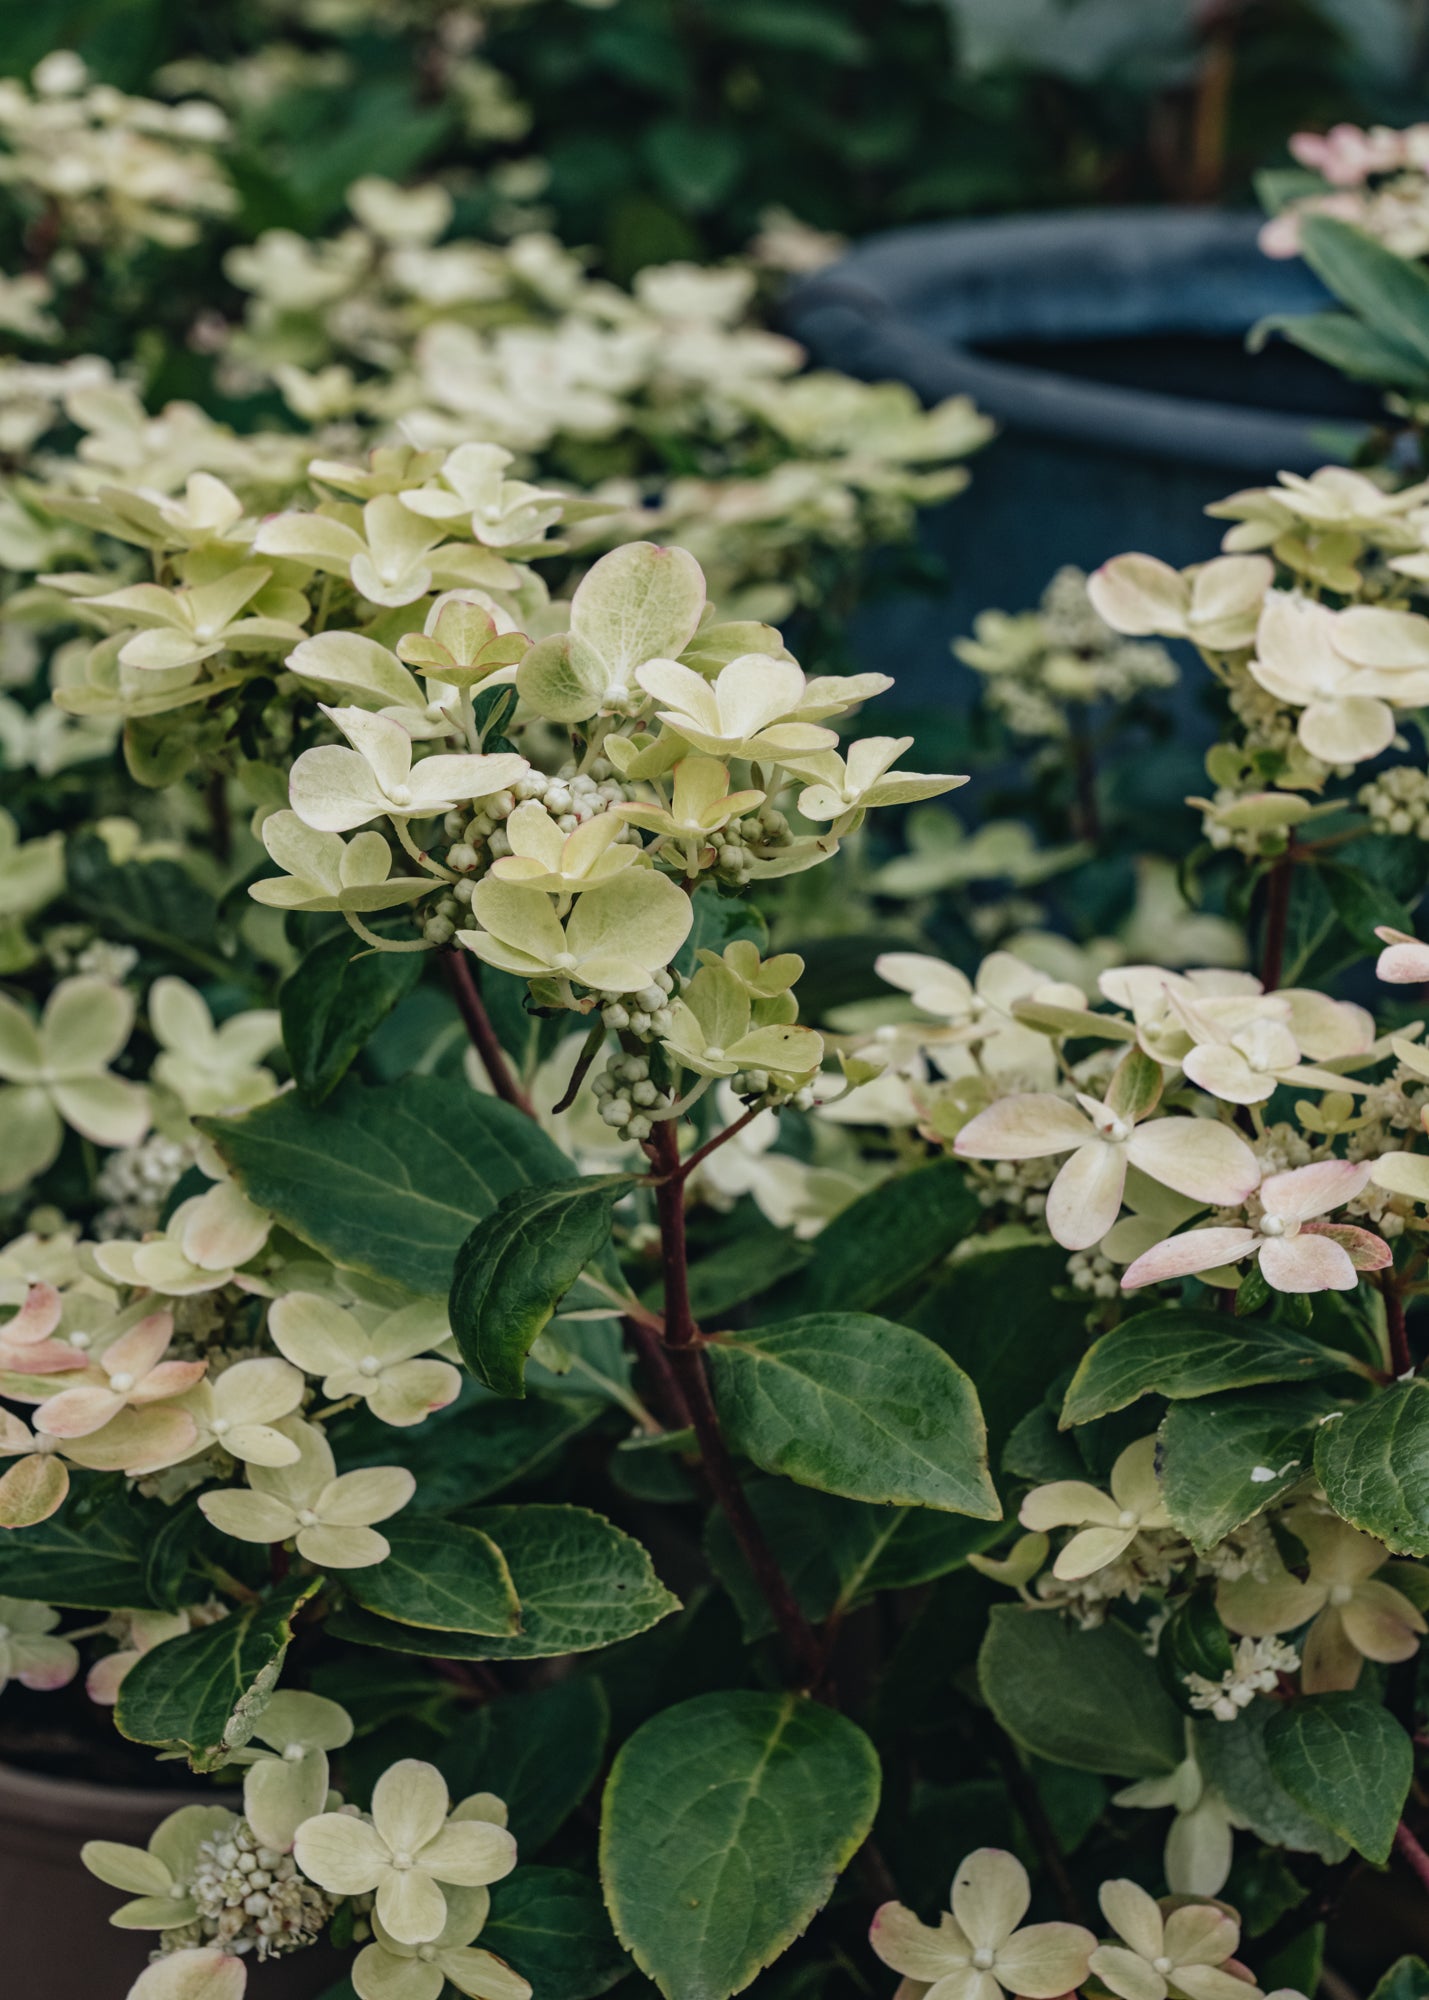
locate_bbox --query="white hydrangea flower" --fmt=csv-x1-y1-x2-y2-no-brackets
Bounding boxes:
953,1071,1260,1252
1019,1437,1171,1580
353,1881,532,2000
1113,1750,1243,1897
635,654,837,762
83,1802,236,1933
459,868,693,993
33,1310,206,1440
149,977,280,1116
869,1847,1095,2000
0,1595,79,1693
94,1180,270,1295
290,705,528,832
89,565,307,672
0,975,150,1190
488,800,638,903
1087,553,1272,652
248,811,434,915
783,734,967,831
399,441,565,549
1184,1636,1302,1722
294,1759,516,1945
1249,592,1429,765
1091,1879,1248,2000
179,1358,306,1466
198,1419,415,1567
1122,1158,1390,1294
231,1690,355,1853
268,1292,460,1428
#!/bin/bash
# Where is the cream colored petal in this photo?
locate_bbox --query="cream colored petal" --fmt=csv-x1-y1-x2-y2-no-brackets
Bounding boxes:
197,1489,300,1545
1087,554,1189,637
289,746,389,833
319,1465,416,1527
1109,1436,1169,1523
1299,695,1395,765
51,1075,150,1149
297,1522,391,1568
992,1921,1096,1997
1053,1524,1137,1579
1175,1968,1260,2000
1301,1606,1363,1692
245,1749,329,1852
125,1947,248,2000
1019,1482,1121,1531
953,1095,1093,1161
951,1848,1030,1951
353,1943,442,2000
294,1811,389,1895
178,1182,270,1271
1257,1232,1357,1293
1162,1904,1238,1968
409,753,528,811
43,976,135,1073
1090,1946,1168,2000
567,868,693,974
377,1865,449,1946
1218,1567,1325,1637
439,1944,532,2000
212,1357,305,1429
869,1903,966,1980
417,1820,517,1889
1126,1118,1259,1208
1046,1140,1127,1251
268,1292,362,1377
1099,1879,1164,1961
367,1359,462,1427
1341,1580,1427,1663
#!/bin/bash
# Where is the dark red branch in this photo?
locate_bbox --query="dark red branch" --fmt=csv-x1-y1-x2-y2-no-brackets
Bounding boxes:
1384,1272,1413,1378
1259,851,1294,991
1396,1820,1429,1895
676,1104,764,1183
445,952,536,1118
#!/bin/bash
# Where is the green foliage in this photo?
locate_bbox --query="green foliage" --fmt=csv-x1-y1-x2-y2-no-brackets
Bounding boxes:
1061,1309,1350,1426
485,1866,631,1998
449,1175,629,1397
203,1075,573,1294
1314,1380,1429,1555
1159,1385,1341,1550
443,1679,611,1854
1264,1692,1413,1864
707,1313,999,1516
978,1605,1184,1777
599,1691,880,2000
280,930,426,1104
332,1518,521,1636
115,1581,318,1771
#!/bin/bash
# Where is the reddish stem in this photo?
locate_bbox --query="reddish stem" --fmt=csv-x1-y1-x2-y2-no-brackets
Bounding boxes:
1384,1272,1413,1377
676,1104,765,1183
1395,1821,1429,1895
445,953,536,1118
1259,852,1294,991
645,1122,824,1687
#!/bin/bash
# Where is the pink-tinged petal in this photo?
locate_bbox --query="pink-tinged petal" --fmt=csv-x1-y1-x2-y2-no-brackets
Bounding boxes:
15,1634,80,1691
129,1359,209,1404
1045,1141,1127,1250
33,1384,126,1438
1376,937,1429,983
104,1312,176,1384
1341,1580,1427,1663
126,1947,247,2000
0,1337,92,1374
1261,1157,1373,1223
869,1902,964,1980
1122,1227,1258,1291
952,1095,1093,1162
1125,1117,1260,1207
0,1455,68,1527
1301,1222,1392,1271
6,1283,62,1345
65,1407,199,1477
1257,1232,1357,1293
87,1649,140,1705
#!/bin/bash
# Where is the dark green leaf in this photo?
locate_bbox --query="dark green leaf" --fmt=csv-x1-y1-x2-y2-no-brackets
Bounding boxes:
333,1517,520,1635
116,1581,318,1771
280,930,425,1104
1315,1379,1429,1554
1159,1385,1341,1550
1298,216,1429,370
443,1680,610,1854
449,1175,628,1397
774,1157,978,1317
1264,1691,1412,1863
708,1313,999,1516
978,1605,1183,1778
0,1483,163,1609
334,1379,604,1511
485,1865,630,1999
332,1505,679,1659
1320,861,1416,947
1253,311,1429,390
1194,1708,1350,1863
202,1075,574,1295
600,1691,880,2000
1062,1309,1349,1427
1369,1960,1429,2000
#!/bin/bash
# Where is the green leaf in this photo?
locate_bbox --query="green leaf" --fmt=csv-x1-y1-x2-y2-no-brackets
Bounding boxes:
116,1580,318,1772
707,1313,999,1517
910,1245,1091,1460
978,1605,1183,1778
0,1482,162,1609
280,929,425,1104
66,829,230,980
1320,861,1416,947
1253,311,1429,390
449,1174,629,1398
334,1380,604,1511
774,1157,978,1317
443,1680,610,1854
600,1690,881,2000
332,1504,679,1659
1298,215,1429,371
1159,1385,1340,1550
1314,1379,1429,1554
333,1517,520,1635
1194,1709,1350,1864
485,1865,630,1999
1264,1691,1412,1863
1369,1960,1429,2000
643,122,742,212
202,1075,574,1295
1061,1309,1349,1427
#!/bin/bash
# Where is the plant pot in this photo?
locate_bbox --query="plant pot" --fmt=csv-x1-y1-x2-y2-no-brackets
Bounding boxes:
0,1761,347,2000
781,208,1383,705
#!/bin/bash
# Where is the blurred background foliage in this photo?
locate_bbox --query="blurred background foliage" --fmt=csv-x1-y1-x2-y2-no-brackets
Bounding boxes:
9,0,1429,290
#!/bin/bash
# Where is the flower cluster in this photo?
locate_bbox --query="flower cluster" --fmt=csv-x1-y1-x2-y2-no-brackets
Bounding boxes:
1261,123,1429,258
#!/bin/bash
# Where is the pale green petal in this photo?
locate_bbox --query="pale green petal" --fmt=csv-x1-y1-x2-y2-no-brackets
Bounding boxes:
294,1812,389,1895
1163,1904,1238,1968
1090,1945,1168,2000
290,746,388,833
319,1465,416,1527
269,1292,362,1377
951,1849,1030,1951
0,1087,61,1191
43,976,134,1073
297,1522,391,1567
197,1489,300,1545
125,1947,248,2000
440,1946,532,2000
1098,1879,1163,1961
245,1748,329,1852
416,1820,516,1889
81,1840,174,1897
377,1864,449,1946
258,1690,354,1755
51,1074,151,1149
374,1759,451,1857
869,1903,965,1980
992,1921,1096,1997
367,1359,461,1427
0,994,45,1079
353,1943,443,2000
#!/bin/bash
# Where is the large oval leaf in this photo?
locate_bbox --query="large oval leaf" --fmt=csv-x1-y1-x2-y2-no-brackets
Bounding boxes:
978,1603,1183,1778
1265,1691,1412,1864
706,1313,998,1517
332,1516,520,1635
1314,1378,1429,1554
449,1174,629,1397
1061,1308,1349,1427
600,1690,880,2000
202,1075,572,1294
